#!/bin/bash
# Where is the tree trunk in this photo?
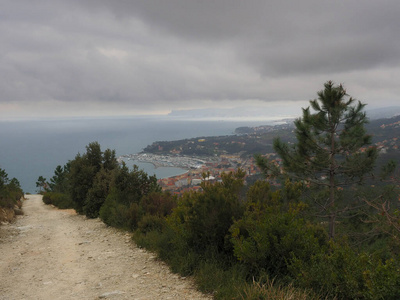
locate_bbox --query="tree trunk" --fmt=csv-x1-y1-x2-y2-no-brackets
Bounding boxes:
329,125,336,239
329,173,336,239
329,212,335,239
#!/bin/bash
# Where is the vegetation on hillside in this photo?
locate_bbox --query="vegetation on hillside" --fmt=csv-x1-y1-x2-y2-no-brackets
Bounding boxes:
42,82,400,299
0,167,24,222
143,115,400,163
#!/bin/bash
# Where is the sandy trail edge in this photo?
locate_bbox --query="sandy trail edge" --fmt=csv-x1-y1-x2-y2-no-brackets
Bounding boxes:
0,195,211,300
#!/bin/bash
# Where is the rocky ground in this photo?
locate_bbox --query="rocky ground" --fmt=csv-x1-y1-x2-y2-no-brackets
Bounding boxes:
0,195,211,300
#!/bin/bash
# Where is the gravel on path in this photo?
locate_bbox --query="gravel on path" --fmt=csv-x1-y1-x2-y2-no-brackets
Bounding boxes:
0,195,211,300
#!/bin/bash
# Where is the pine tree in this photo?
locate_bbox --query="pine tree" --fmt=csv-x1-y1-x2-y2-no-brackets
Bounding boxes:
260,81,378,238
36,175,47,193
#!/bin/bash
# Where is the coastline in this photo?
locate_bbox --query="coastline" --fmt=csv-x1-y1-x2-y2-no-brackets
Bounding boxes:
119,153,207,170
120,156,190,179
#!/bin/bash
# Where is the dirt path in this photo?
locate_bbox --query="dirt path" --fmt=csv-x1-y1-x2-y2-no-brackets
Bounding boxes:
0,195,211,300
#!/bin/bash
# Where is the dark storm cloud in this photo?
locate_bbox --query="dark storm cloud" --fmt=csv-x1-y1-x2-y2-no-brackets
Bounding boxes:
82,1,400,73
1,0,400,117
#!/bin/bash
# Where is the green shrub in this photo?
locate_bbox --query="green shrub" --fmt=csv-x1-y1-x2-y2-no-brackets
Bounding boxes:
99,191,118,226
42,192,74,209
42,193,52,205
138,214,167,233
194,261,249,299
230,180,327,278
125,202,142,230
99,191,142,230
83,167,114,218
231,201,327,278
53,194,74,209
140,191,177,217
363,257,400,300
0,198,14,209
289,241,400,299
100,191,128,228
167,170,246,255
289,240,366,299
133,223,199,276
0,170,23,210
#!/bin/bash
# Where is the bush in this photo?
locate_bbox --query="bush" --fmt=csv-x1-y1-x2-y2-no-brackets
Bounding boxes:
100,191,128,228
133,223,199,276
138,214,167,233
230,180,327,278
363,258,400,300
42,192,74,209
140,191,177,217
193,261,249,299
42,193,52,205
289,240,365,298
0,169,23,210
289,240,400,299
125,202,142,230
167,170,246,255
231,201,327,278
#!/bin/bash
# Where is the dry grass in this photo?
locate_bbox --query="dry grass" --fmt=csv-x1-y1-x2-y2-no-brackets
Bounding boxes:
239,278,329,300
0,208,15,223
14,207,24,216
16,199,23,209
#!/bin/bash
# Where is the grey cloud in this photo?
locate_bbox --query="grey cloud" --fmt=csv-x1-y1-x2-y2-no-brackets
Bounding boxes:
1,0,400,117
80,0,400,75
1,1,266,104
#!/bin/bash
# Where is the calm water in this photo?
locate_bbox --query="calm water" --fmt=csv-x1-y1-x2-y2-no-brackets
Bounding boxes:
0,116,271,193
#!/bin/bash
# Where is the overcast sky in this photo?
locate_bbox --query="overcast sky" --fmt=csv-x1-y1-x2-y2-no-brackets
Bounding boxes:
2,0,400,120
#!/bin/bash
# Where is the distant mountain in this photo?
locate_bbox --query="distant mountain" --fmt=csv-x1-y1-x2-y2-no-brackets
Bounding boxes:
143,114,400,161
168,106,400,121
168,106,300,121
366,107,400,119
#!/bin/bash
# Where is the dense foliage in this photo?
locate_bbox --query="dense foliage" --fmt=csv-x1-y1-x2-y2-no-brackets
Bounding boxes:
43,83,400,298
42,142,166,223
134,170,400,299
0,167,24,221
44,142,400,299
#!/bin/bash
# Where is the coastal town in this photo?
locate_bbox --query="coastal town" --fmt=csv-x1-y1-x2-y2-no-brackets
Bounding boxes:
118,114,400,195
118,152,270,194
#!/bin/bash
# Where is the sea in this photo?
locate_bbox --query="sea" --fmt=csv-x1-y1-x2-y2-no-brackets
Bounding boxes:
0,116,276,193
